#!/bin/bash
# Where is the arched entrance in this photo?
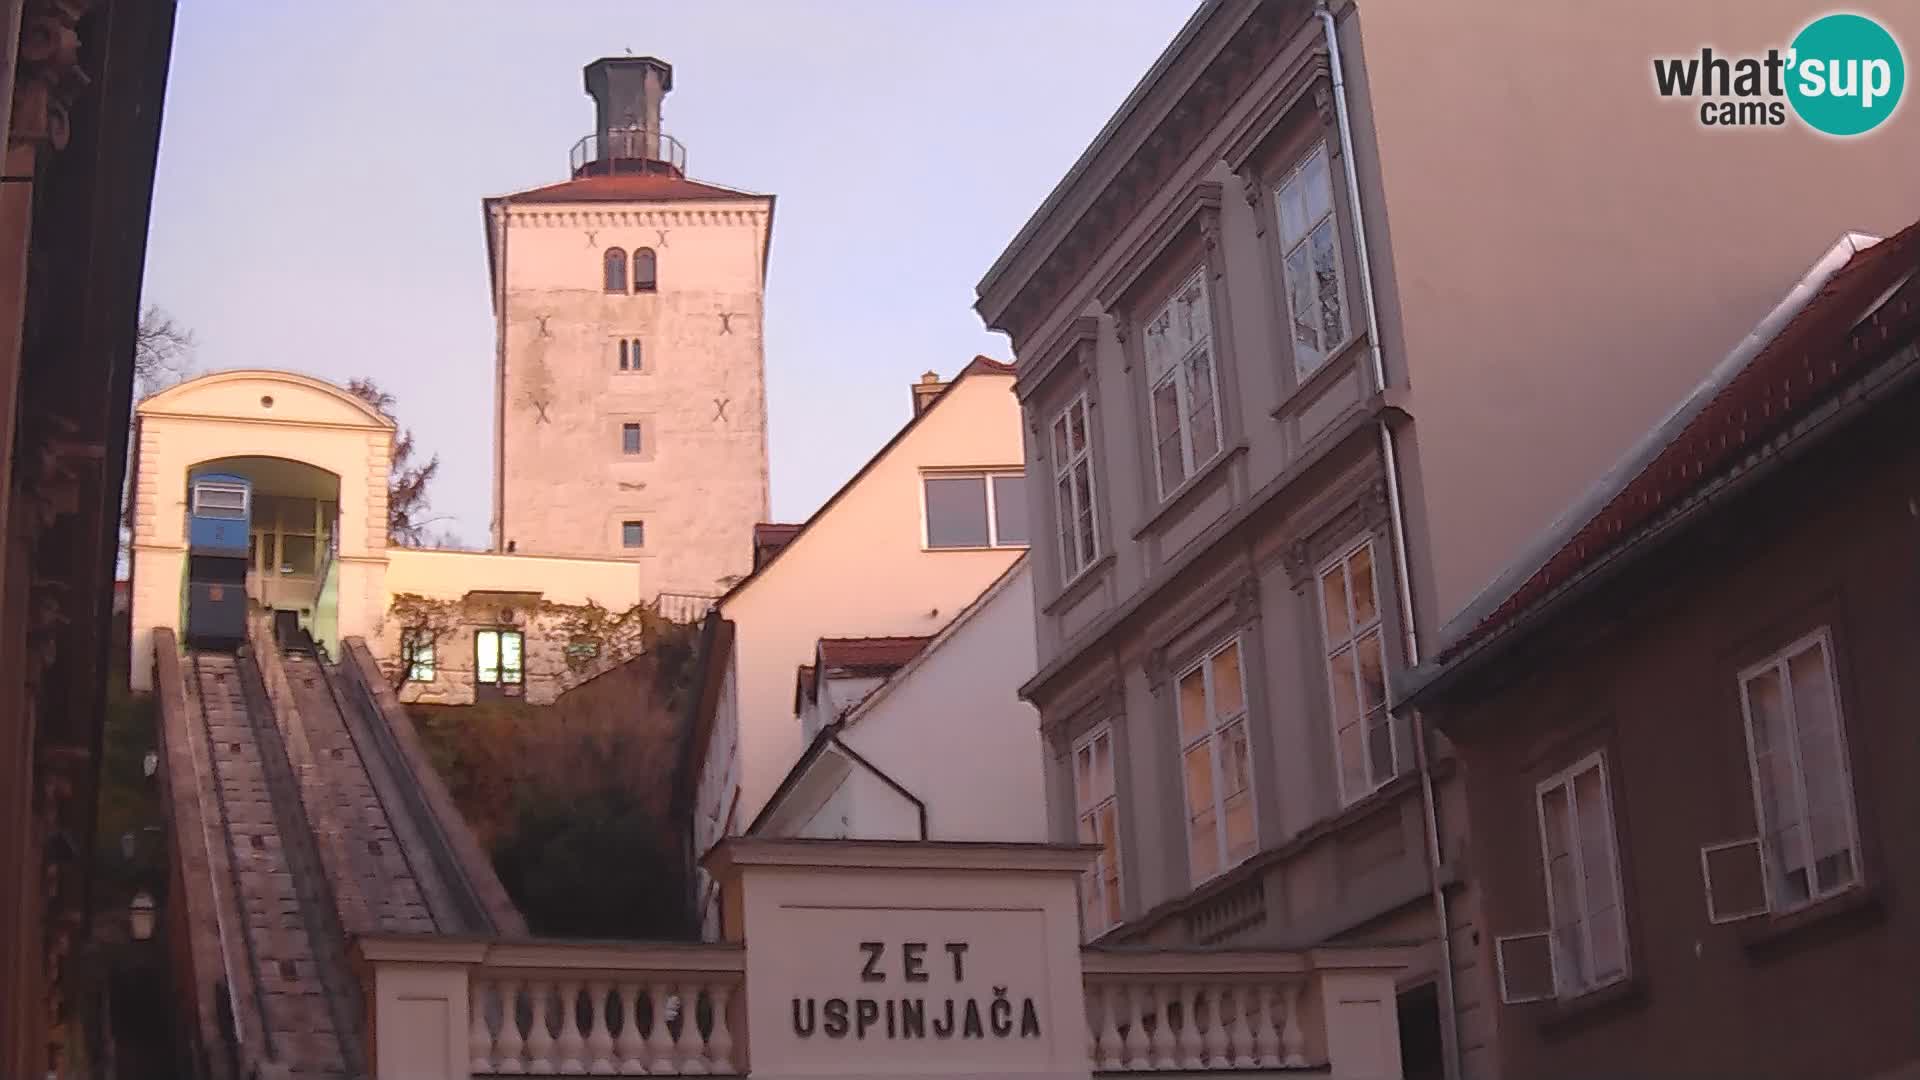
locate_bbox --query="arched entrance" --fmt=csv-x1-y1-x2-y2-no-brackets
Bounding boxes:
187,455,344,652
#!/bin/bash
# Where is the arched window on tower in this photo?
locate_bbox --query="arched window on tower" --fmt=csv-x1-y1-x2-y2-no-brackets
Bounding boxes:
633,248,657,292
603,248,628,293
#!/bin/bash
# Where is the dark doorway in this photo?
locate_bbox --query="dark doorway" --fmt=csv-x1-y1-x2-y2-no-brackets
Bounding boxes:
1398,981,1445,1080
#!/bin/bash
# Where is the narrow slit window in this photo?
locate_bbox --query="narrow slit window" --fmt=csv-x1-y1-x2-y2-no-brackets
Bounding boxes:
618,338,643,371
622,422,643,455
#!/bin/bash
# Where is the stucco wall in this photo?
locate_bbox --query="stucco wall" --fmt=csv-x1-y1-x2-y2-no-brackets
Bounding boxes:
384,547,644,608
697,371,1026,872
837,561,1047,843
494,198,772,598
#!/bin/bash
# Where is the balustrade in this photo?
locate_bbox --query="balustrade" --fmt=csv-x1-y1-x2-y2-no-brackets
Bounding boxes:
469,972,740,1075
1082,953,1316,1073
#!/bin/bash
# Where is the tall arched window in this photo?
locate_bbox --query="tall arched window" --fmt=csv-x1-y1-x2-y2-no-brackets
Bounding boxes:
633,247,657,292
603,248,628,293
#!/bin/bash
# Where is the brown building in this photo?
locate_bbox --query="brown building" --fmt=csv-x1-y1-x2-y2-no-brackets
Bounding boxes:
1398,224,1920,1078
0,0,178,1073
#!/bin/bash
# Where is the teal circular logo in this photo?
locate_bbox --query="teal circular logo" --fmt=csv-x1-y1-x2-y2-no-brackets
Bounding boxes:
1787,13,1905,136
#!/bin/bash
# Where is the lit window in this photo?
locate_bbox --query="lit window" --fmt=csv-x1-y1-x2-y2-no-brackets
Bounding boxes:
922,471,1027,549
1737,629,1861,912
1072,725,1123,937
618,338,643,371
1319,539,1401,804
622,422,643,455
622,520,645,548
1175,637,1256,884
1275,143,1350,378
1143,269,1222,498
633,247,657,292
603,248,628,294
1535,753,1628,997
1050,394,1100,581
475,629,524,687
400,628,435,683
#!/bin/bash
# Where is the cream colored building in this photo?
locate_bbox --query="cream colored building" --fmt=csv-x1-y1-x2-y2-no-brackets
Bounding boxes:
686,360,1029,938
485,56,772,597
126,368,644,703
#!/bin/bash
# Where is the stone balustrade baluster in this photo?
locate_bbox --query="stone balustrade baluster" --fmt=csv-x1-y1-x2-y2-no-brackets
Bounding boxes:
1149,983,1178,1069
584,979,615,1075
526,979,557,1073
471,979,497,1074
496,978,528,1074
708,982,737,1074
648,985,678,1073
1280,982,1307,1067
1093,984,1122,1069
1203,983,1230,1067
1252,984,1280,1067
673,982,707,1073
614,981,648,1074
555,979,586,1073
1178,983,1205,1068
1121,983,1151,1068
1228,983,1257,1068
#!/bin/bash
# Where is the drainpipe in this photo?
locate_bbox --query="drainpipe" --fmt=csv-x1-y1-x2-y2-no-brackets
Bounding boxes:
1315,5,1462,1079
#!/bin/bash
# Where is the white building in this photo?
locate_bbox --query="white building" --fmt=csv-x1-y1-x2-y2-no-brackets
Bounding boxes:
686,358,1028,937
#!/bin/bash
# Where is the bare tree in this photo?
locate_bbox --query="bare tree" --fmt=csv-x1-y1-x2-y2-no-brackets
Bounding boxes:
134,305,194,395
344,376,442,547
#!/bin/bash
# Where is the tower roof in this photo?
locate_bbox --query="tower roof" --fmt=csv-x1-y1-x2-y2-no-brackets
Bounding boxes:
492,171,764,205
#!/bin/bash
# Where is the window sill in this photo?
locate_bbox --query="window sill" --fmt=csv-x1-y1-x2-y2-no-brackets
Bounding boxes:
1534,975,1646,1039
1271,332,1370,420
1044,552,1116,616
921,543,1029,554
1131,442,1248,543
1738,882,1884,958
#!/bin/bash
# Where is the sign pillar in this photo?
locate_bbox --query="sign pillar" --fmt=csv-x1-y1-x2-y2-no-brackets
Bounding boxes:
706,839,1099,1080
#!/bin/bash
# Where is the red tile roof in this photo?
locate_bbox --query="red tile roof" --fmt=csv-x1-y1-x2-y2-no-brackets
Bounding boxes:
753,523,803,571
817,636,933,675
496,171,763,205
1437,221,1920,665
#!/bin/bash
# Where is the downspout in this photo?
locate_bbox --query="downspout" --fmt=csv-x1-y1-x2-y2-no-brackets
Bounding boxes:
1315,5,1462,1079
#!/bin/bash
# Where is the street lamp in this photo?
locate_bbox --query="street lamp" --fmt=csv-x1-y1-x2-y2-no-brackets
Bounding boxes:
129,892,156,941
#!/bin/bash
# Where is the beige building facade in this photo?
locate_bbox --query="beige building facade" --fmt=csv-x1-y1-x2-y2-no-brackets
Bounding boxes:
486,56,772,597
974,2,1920,1078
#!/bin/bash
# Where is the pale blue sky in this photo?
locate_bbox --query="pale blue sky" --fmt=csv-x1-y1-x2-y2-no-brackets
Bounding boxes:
143,1,1198,545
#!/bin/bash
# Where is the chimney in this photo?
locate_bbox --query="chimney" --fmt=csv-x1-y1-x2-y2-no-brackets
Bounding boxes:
583,56,675,170
911,371,947,416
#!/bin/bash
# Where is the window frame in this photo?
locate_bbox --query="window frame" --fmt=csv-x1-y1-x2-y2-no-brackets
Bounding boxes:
1735,626,1864,915
632,247,658,292
1141,266,1225,500
193,481,250,520
621,520,646,549
617,337,643,372
919,469,1029,550
1049,392,1101,584
1315,537,1400,806
474,628,525,688
1071,723,1124,937
1531,751,1630,1000
603,247,628,294
1172,635,1258,886
400,628,435,683
621,422,643,456
1271,140,1353,380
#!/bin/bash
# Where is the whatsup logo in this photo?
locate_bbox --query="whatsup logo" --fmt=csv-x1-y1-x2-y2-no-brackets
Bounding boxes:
1652,12,1905,135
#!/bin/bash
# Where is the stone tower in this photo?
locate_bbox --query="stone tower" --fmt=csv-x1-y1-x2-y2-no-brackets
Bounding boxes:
484,56,772,597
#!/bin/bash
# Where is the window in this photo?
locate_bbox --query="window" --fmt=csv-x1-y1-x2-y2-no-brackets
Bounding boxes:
618,338,643,371
603,247,628,293
1143,269,1223,498
1175,638,1256,884
1073,725,1124,936
1319,539,1399,804
621,422,643,455
1050,394,1100,580
922,471,1027,549
1737,629,1861,913
475,629,524,687
633,247,657,292
193,481,248,519
1274,142,1349,377
400,629,435,683
1533,753,1628,998
622,520,645,549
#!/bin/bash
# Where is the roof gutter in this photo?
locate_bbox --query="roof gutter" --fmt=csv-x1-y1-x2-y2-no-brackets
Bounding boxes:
1314,6,1458,1078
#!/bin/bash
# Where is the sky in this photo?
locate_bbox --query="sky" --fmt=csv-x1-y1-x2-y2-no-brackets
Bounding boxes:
142,1,1201,545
